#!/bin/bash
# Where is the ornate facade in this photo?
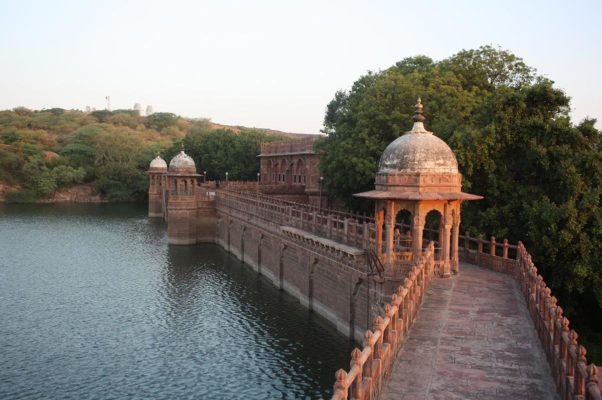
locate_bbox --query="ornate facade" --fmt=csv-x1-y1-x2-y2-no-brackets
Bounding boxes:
258,137,328,207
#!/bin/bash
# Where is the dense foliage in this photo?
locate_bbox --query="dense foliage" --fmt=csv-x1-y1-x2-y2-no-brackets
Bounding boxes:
317,46,602,360
0,108,288,201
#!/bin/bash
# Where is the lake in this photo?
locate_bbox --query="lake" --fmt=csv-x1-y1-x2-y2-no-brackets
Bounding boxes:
0,203,351,399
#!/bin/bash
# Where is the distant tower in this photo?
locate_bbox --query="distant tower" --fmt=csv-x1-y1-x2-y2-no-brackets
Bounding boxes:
133,103,142,114
145,105,154,116
105,96,111,111
148,155,168,218
85,106,91,113
166,149,199,244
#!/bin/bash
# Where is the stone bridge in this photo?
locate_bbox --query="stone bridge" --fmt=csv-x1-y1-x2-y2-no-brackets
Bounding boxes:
171,184,601,400
147,100,601,399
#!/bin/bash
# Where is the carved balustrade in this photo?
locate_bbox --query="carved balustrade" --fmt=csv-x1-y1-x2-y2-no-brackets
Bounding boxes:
515,242,601,400
215,189,376,250
331,243,435,400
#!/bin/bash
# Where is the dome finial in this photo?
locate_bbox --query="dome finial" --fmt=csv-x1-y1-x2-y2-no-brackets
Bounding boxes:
412,97,426,123
180,143,185,152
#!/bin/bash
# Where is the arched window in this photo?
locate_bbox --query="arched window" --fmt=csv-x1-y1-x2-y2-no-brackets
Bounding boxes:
423,209,443,258
395,209,413,252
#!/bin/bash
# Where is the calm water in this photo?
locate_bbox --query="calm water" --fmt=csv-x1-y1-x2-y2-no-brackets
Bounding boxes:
0,204,351,399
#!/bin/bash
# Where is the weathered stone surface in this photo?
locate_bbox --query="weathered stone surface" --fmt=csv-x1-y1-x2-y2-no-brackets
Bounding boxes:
381,263,559,400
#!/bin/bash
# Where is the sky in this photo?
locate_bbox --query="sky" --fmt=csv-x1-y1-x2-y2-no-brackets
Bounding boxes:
0,0,600,134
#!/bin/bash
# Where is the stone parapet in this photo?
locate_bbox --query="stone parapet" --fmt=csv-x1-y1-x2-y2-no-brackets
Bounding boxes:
515,242,601,400
331,243,435,400
215,188,375,251
258,137,318,156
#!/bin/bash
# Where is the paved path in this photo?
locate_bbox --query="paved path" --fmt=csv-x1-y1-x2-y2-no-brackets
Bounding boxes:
381,263,559,400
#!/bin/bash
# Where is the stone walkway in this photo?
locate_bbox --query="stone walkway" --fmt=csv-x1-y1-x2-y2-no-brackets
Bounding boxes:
381,263,559,400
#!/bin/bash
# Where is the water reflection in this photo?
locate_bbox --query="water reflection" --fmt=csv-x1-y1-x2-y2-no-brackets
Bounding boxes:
0,204,351,399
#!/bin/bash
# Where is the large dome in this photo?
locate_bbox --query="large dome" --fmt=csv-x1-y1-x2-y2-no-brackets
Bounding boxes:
169,150,195,171
378,99,458,174
149,155,167,170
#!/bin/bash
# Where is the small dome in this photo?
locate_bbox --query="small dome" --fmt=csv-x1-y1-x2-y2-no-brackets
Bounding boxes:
378,99,458,174
169,150,195,171
149,155,167,170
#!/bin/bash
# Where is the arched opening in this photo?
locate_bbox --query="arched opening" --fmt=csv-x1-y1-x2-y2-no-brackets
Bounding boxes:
394,209,412,253
279,158,288,184
423,209,442,259
293,158,305,185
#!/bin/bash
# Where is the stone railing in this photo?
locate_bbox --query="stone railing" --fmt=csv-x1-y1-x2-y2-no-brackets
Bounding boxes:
215,189,376,250
218,180,259,189
257,184,307,195
515,242,601,400
331,243,435,400
459,232,518,273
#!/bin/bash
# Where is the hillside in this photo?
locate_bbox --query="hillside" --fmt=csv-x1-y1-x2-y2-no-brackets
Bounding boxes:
0,107,304,202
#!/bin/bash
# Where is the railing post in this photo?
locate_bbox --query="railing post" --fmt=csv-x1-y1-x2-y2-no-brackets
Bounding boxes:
333,369,349,400
567,330,578,398
558,316,569,392
575,345,587,397
503,239,509,259
363,330,374,381
490,236,496,256
350,348,363,400
586,364,600,399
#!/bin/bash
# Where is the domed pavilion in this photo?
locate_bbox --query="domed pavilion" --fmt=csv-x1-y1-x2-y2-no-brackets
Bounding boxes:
165,148,200,245
147,155,168,217
355,99,482,277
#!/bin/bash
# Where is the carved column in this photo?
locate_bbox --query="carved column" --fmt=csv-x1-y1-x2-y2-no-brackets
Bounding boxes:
442,203,452,278
385,201,395,267
375,206,384,259
451,205,461,274
411,209,424,260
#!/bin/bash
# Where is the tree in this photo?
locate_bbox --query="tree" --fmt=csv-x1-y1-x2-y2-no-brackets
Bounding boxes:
174,127,286,181
144,112,179,131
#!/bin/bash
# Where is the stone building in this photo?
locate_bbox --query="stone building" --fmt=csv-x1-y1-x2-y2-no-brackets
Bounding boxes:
258,136,329,208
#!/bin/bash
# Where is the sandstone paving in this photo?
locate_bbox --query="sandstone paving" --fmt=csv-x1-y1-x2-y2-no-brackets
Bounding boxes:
381,263,559,400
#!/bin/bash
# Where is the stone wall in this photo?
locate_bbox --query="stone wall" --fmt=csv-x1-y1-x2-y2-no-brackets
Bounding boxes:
213,191,373,341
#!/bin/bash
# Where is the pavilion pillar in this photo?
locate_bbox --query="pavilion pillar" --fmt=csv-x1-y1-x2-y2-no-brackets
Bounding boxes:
451,210,461,274
385,201,395,266
411,212,424,261
441,204,452,278
375,207,384,259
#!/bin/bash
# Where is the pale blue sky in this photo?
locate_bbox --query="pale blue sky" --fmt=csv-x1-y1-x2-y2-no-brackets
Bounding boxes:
0,0,600,133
